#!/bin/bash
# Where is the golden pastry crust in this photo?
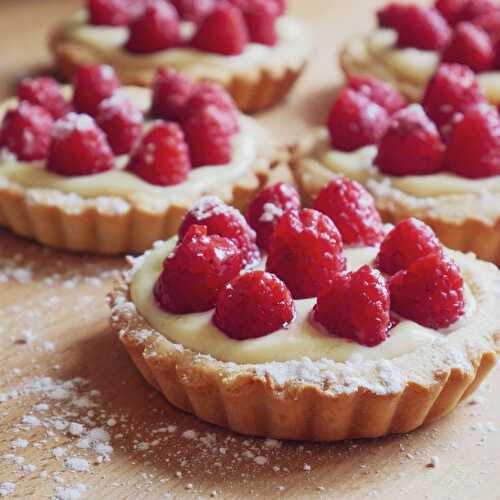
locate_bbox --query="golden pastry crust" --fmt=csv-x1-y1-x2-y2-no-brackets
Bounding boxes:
290,128,500,266
109,249,499,441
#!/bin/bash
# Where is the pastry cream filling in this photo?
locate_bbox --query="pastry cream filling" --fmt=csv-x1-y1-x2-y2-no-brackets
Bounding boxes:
365,29,500,104
130,238,475,364
0,87,261,205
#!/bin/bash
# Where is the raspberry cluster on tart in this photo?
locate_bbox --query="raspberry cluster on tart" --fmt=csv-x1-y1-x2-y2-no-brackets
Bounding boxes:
50,0,311,113
291,65,500,265
109,178,500,441
340,0,500,104
0,64,269,254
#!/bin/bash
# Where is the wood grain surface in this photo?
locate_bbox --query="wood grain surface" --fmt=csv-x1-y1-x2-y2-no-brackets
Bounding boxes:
0,1,498,499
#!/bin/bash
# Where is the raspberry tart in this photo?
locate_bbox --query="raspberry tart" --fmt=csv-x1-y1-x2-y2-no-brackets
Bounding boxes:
109,181,500,441
340,0,500,104
50,0,310,112
0,65,269,254
291,67,500,265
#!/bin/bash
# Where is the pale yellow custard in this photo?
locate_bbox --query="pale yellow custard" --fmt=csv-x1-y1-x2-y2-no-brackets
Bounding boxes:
130,238,475,364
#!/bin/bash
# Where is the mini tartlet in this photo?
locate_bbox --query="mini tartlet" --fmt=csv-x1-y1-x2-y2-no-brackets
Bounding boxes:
340,0,500,103
291,67,500,265
50,0,311,112
109,181,500,441
0,66,270,254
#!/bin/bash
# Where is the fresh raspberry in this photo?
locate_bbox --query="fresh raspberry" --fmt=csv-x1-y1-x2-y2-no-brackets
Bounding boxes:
375,104,445,176
313,177,384,246
442,22,494,72
47,113,114,176
127,121,191,185
389,252,465,329
72,64,120,116
422,63,486,135
87,0,134,26
181,106,234,167
151,68,194,120
95,92,144,155
0,102,53,161
213,270,294,340
238,0,279,46
246,182,301,251
179,196,260,266
377,4,450,50
266,208,346,299
17,77,71,119
191,2,249,55
347,76,407,115
435,0,468,26
315,265,390,347
125,1,181,54
377,218,442,275
444,103,500,178
328,88,389,152
171,0,215,23
154,225,243,314
472,10,500,42
455,0,497,23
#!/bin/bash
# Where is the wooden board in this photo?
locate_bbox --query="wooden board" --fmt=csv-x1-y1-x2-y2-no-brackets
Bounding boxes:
0,1,498,499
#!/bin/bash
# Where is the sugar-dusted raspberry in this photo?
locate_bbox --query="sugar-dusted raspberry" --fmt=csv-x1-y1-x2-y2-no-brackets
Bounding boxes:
0,102,53,161
375,104,445,176
435,0,468,26
238,0,279,46
246,182,301,251
179,196,260,266
47,113,114,176
266,208,346,299
377,4,450,50
191,2,249,55
72,64,120,116
389,252,465,329
455,0,497,23
347,76,407,115
213,270,294,340
473,10,500,41
171,0,215,23
444,103,500,178
87,0,134,26
423,63,485,135
377,218,442,275
313,177,384,246
151,68,194,120
17,77,71,119
442,22,494,72
154,225,244,314
315,265,391,347
328,88,389,152
95,92,143,155
127,121,191,185
125,1,181,54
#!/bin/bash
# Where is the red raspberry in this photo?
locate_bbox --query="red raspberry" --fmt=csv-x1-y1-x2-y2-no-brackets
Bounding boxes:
455,0,497,23
0,102,53,162
151,68,194,120
238,0,279,46
213,270,294,340
246,182,301,251
377,5,450,50
435,0,468,26
313,177,384,247
266,208,346,299
442,22,494,72
347,76,407,115
444,103,500,178
377,218,442,275
423,63,486,135
154,224,243,314
171,0,215,23
47,113,114,176
328,89,389,152
375,104,445,176
473,10,500,42
87,0,134,26
95,92,144,155
389,252,465,329
191,2,249,55
181,106,233,167
17,77,71,119
125,1,181,54
72,64,120,116
127,121,191,185
315,265,390,347
179,196,260,266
